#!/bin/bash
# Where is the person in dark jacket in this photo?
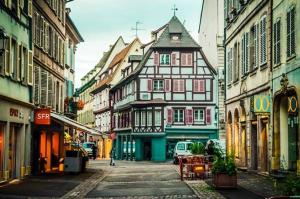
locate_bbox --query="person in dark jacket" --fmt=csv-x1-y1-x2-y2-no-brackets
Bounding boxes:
110,147,116,166
92,144,97,160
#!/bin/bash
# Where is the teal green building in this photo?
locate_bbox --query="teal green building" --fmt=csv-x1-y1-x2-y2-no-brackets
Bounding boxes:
110,16,218,162
0,0,33,180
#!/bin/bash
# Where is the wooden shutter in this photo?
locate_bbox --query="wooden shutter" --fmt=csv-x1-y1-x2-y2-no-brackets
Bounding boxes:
206,108,211,124
34,65,40,103
165,79,171,92
48,74,53,107
186,109,193,124
28,0,32,17
17,44,22,81
181,53,186,66
187,53,192,66
167,109,173,124
199,80,205,92
27,50,33,85
147,79,152,92
193,80,198,92
173,80,178,92
154,53,159,65
171,53,176,66
40,68,48,105
5,37,11,75
185,109,189,124
179,80,184,92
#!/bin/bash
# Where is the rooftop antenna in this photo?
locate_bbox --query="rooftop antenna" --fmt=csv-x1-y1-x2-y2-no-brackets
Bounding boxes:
131,21,144,37
172,4,178,16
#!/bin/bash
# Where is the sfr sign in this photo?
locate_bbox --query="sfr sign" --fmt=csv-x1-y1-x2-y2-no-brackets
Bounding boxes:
34,108,51,125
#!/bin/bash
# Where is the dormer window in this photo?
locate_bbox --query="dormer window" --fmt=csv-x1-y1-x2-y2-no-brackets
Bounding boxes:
171,33,181,41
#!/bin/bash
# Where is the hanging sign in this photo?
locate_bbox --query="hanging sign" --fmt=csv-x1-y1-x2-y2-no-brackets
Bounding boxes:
254,95,271,113
288,96,298,113
34,108,51,125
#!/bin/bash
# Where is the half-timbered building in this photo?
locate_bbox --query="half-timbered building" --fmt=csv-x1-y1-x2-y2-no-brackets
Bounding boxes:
110,16,218,162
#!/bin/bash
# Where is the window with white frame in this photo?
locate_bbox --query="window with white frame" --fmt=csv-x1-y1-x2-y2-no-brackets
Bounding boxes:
273,19,281,65
194,108,205,123
260,15,267,65
174,109,184,123
153,80,164,91
160,54,170,65
250,24,258,70
147,110,152,126
155,110,161,126
241,32,249,76
135,111,139,126
233,42,239,81
287,6,296,58
227,48,232,83
141,111,146,126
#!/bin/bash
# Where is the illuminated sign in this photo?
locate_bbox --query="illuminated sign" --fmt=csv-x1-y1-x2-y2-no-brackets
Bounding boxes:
34,108,51,125
254,95,271,113
288,96,298,113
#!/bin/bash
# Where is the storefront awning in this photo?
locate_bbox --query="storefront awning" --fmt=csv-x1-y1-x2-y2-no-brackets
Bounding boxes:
51,112,101,136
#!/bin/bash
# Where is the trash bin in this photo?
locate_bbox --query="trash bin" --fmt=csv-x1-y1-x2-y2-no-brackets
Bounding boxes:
64,150,82,173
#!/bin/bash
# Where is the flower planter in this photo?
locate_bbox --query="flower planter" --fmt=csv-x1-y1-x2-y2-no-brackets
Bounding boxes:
213,173,237,189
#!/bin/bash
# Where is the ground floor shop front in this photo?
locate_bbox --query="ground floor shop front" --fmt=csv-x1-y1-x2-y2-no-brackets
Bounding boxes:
115,128,218,162
0,99,32,181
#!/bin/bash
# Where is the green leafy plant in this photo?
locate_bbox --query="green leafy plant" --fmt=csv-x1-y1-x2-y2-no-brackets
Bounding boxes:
190,142,205,155
277,174,300,196
212,155,237,176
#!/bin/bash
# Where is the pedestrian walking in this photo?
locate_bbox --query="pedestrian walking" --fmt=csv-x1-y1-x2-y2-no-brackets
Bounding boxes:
110,147,116,166
92,144,97,160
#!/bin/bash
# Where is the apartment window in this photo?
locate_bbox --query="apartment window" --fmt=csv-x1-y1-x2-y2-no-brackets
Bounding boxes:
227,48,232,83
173,79,184,92
260,15,267,65
287,6,296,58
147,110,152,126
153,80,164,91
135,111,139,126
174,109,184,123
155,110,161,126
0,45,4,75
193,79,205,92
233,42,239,81
273,19,281,65
160,54,170,65
250,25,258,70
181,53,193,66
194,108,205,123
241,32,249,75
21,46,28,82
11,39,17,80
141,111,146,126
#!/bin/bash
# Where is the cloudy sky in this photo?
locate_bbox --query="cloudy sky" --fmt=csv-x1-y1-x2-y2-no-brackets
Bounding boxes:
68,0,203,88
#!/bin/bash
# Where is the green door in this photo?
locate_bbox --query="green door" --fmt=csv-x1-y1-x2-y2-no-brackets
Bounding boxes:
288,115,298,170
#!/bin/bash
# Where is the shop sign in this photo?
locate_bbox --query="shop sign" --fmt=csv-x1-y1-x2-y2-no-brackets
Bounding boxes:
254,95,270,113
288,96,298,113
34,108,51,125
10,108,24,119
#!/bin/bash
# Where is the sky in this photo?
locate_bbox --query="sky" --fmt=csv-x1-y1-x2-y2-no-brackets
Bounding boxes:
68,0,203,88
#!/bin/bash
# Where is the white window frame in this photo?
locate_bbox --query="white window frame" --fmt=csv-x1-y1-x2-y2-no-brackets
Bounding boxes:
160,54,170,66
260,15,267,65
155,110,161,126
153,79,164,91
194,108,205,124
174,109,184,123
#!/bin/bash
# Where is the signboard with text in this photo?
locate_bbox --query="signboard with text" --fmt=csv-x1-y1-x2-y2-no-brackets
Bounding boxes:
34,108,51,125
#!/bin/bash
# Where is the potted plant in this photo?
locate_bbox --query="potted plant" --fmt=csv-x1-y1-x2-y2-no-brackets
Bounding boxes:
212,153,237,189
190,142,205,155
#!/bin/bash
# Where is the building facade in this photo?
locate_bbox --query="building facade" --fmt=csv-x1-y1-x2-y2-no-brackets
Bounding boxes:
91,38,142,159
224,0,272,171
0,0,33,180
271,0,300,173
199,0,226,140
111,16,218,162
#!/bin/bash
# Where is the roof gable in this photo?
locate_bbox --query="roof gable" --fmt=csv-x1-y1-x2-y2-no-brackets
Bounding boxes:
152,16,200,49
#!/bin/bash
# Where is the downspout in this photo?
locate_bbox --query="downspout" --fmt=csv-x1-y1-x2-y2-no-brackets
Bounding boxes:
269,0,273,173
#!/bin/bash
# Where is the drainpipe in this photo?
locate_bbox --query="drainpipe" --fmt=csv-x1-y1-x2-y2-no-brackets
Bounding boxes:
269,0,273,173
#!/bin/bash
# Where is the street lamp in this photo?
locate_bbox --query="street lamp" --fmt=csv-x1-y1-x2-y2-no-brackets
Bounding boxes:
0,29,8,56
